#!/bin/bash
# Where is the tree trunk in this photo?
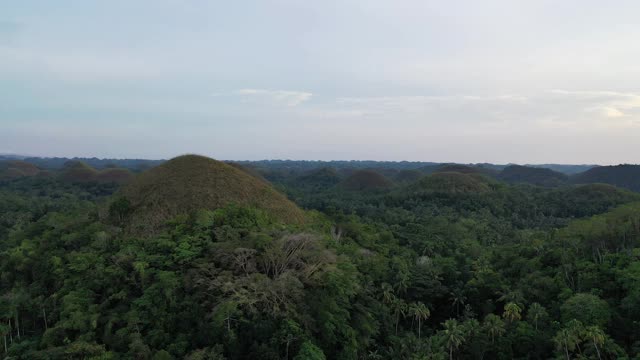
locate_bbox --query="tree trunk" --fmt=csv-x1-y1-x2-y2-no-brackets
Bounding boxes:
563,339,570,360
449,345,453,360
418,319,421,338
15,314,20,340
3,334,6,353
593,341,602,360
42,307,48,330
285,338,290,360
395,313,399,335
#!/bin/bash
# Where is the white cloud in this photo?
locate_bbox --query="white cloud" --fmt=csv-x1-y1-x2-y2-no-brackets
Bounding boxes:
231,89,312,107
596,107,625,118
292,90,640,135
550,89,640,112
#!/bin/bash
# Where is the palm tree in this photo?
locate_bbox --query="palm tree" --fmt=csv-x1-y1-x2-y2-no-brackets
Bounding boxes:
0,323,7,354
497,289,525,306
409,302,430,338
381,283,396,305
566,319,585,356
502,302,522,323
584,326,605,360
449,288,467,316
392,298,407,335
442,319,465,360
554,325,582,360
483,314,505,344
527,303,547,330
393,274,410,295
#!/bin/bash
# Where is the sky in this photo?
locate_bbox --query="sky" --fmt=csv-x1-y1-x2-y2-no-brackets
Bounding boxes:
1,0,640,164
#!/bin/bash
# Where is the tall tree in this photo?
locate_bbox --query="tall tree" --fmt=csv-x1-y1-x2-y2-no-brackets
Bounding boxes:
409,302,430,338
442,319,466,360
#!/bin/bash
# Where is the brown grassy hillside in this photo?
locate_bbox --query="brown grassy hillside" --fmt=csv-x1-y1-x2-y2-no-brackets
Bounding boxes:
0,160,42,179
60,161,133,184
116,154,306,233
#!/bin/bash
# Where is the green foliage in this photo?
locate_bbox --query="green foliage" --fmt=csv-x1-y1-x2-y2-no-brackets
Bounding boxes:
2,160,640,358
561,293,611,327
294,341,326,360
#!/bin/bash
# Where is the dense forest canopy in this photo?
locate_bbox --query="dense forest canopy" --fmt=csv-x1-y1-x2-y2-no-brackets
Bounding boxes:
1,155,640,359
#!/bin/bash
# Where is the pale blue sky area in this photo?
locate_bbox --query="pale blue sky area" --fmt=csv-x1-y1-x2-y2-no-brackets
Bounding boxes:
2,1,640,163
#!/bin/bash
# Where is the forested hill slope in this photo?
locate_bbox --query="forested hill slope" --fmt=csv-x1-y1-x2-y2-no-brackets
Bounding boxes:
571,164,640,192
339,169,393,191
498,165,569,187
113,154,306,233
2,161,640,358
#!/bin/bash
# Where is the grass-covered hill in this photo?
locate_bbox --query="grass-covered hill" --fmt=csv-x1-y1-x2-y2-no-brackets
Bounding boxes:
0,160,44,179
433,164,498,177
393,169,424,183
114,154,306,233
571,164,640,192
498,165,569,187
225,161,267,181
410,171,492,194
339,169,393,191
60,161,134,184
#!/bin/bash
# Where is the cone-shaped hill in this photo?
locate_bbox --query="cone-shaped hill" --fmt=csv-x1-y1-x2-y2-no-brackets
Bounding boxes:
96,168,134,183
340,169,393,191
394,169,424,184
115,155,306,233
498,165,568,187
411,172,492,194
571,165,640,192
225,162,267,181
60,161,99,182
60,161,133,184
0,160,43,179
434,164,498,177
564,183,640,203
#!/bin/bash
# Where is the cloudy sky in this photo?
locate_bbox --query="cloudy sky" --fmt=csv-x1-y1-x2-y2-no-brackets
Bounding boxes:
2,0,640,163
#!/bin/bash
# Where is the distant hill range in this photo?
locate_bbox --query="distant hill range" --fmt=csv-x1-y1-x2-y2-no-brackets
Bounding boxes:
4,155,640,192
0,155,163,171
571,165,640,192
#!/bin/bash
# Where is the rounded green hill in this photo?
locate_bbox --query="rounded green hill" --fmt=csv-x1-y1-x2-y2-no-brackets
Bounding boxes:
60,161,134,184
60,161,99,182
413,172,492,194
340,169,392,191
115,154,306,233
96,168,134,184
394,169,424,183
435,164,496,176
